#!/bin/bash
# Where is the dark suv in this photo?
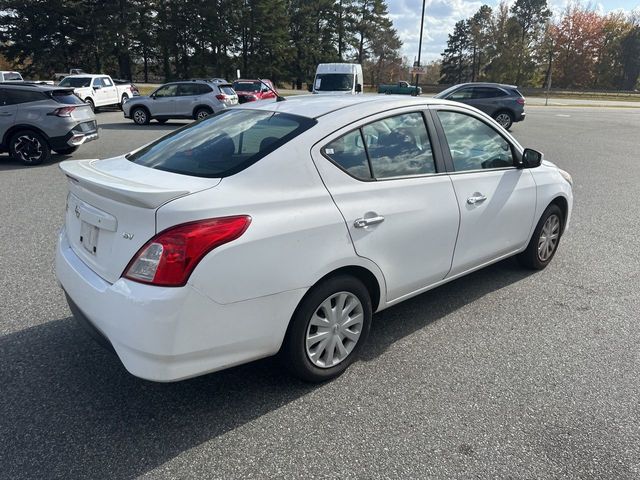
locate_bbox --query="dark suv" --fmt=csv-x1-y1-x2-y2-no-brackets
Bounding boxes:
0,83,97,165
434,82,525,130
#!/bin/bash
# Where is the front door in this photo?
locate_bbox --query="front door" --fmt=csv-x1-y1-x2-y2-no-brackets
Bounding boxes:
312,110,460,302
433,108,537,276
0,89,17,133
151,84,178,116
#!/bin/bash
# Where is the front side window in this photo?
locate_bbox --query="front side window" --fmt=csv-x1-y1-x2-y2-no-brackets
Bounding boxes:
92,78,104,88
437,111,514,172
127,110,316,178
447,88,473,101
59,77,92,88
155,84,178,97
363,113,435,178
314,74,354,92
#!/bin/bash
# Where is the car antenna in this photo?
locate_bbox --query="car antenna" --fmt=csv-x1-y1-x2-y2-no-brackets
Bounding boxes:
258,78,285,102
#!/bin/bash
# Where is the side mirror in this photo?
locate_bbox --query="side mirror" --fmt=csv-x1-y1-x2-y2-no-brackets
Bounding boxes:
355,83,362,93
521,148,543,168
307,84,313,92
93,85,102,90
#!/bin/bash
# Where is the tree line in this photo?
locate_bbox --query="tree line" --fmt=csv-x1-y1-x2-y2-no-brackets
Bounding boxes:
0,0,403,86
440,0,640,90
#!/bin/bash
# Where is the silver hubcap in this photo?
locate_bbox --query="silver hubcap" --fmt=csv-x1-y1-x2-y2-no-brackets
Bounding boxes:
538,214,560,261
197,110,209,119
496,113,511,127
14,135,43,163
305,292,364,368
134,110,147,123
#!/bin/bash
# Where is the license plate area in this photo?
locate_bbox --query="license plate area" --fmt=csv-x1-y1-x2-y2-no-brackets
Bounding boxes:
80,221,99,254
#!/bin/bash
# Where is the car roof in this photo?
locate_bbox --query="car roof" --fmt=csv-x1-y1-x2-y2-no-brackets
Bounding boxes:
235,94,460,119
64,74,107,78
0,82,73,92
453,82,518,89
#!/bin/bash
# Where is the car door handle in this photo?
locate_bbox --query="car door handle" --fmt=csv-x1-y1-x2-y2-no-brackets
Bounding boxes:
354,215,385,228
0,112,13,116
467,194,487,205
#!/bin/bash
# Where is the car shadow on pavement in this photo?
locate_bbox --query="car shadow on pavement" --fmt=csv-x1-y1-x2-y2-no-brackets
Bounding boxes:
98,121,189,131
0,154,70,171
0,258,534,479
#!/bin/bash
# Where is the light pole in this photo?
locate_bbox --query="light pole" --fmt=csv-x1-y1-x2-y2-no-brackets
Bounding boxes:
414,0,427,90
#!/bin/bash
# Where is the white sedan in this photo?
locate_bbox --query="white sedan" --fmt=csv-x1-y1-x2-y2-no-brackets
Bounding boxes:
56,95,573,382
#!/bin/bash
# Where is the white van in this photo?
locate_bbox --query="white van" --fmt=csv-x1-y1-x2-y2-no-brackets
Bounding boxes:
310,63,363,95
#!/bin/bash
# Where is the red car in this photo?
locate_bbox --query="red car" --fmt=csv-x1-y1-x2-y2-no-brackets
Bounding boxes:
232,79,278,103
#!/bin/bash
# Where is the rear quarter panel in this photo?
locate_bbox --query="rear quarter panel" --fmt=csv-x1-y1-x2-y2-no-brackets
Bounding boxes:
156,135,386,307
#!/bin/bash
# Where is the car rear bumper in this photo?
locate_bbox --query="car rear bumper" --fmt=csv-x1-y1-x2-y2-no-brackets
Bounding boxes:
56,228,304,382
515,111,526,122
50,121,99,149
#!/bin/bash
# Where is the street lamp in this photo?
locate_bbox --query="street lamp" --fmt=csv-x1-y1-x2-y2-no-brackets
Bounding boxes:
414,0,427,90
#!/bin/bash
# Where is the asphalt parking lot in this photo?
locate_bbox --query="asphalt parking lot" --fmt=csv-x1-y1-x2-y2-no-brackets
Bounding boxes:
1,105,639,479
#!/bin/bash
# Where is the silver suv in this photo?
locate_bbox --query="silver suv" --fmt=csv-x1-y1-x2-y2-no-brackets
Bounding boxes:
123,80,239,125
0,83,98,165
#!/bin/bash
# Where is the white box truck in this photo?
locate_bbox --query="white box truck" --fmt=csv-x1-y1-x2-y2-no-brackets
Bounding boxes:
309,63,363,95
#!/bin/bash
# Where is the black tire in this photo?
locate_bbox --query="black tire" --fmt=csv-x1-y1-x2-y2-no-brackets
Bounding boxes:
194,107,212,121
156,119,168,124
518,204,564,270
9,130,51,165
54,146,78,155
132,107,150,125
85,98,95,113
282,275,372,382
493,110,514,130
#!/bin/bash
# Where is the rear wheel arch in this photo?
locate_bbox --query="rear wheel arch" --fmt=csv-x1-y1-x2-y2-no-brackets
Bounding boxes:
193,105,213,117
3,125,49,147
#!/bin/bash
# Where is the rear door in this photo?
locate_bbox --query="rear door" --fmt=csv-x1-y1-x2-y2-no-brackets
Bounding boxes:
0,89,18,135
311,109,460,302
100,76,118,105
467,86,507,115
176,83,201,116
432,106,536,276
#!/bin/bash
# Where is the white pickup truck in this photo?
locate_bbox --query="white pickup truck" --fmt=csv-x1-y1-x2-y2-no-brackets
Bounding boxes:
58,74,136,111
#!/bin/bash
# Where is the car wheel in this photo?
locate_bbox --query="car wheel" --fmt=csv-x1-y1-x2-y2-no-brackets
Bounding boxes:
282,275,372,382
156,119,168,124
85,98,95,113
494,110,513,130
54,146,78,155
119,94,129,110
132,107,150,125
194,107,211,120
9,130,51,165
518,204,564,270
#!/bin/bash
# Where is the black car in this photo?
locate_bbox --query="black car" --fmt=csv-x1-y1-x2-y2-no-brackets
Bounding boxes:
434,82,525,130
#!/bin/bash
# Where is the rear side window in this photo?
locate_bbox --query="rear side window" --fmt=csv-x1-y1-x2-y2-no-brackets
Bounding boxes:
323,112,435,180
197,84,212,94
472,87,507,98
127,110,316,178
59,77,92,88
50,90,84,105
4,89,46,105
177,83,200,96
3,72,22,81
102,77,113,87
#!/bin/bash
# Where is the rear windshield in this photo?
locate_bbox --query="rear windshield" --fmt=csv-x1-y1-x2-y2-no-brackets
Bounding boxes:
220,86,235,96
233,81,260,92
3,72,22,81
127,109,316,178
59,77,91,88
49,90,84,104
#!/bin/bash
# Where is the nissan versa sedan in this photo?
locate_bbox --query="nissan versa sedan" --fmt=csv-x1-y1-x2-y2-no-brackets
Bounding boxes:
56,95,573,383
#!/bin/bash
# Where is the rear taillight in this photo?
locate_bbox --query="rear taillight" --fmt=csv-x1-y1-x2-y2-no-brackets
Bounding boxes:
123,216,251,287
516,97,525,105
215,94,227,101
48,106,76,117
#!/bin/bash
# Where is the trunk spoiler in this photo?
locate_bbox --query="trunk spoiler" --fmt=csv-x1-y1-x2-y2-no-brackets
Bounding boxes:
59,159,193,209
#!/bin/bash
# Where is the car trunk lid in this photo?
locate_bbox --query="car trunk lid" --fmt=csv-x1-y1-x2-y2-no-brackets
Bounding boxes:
60,156,220,283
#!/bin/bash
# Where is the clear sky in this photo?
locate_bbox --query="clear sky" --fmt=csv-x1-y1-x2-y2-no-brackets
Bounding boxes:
388,0,640,63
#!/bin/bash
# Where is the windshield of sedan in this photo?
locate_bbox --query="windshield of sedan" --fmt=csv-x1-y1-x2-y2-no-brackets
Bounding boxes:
127,110,316,178
233,81,261,92
314,74,354,91
59,77,92,88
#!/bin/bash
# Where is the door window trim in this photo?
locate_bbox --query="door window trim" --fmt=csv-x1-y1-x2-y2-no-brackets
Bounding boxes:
318,107,447,182
429,106,523,174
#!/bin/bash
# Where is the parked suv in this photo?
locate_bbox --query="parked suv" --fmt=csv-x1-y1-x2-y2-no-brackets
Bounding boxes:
123,80,238,125
0,83,97,165
434,82,525,130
